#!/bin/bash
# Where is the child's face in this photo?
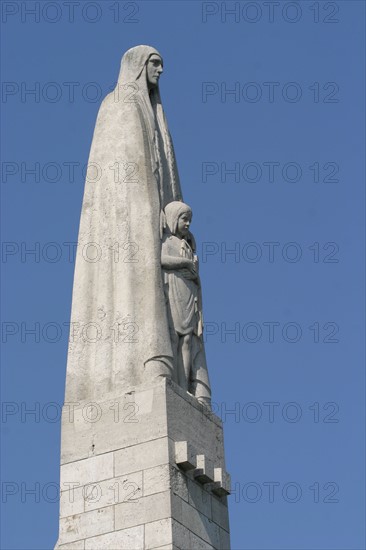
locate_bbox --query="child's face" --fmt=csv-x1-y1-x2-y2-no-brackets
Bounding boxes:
176,211,192,238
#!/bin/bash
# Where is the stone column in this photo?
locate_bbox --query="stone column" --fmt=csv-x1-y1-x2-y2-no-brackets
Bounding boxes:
55,379,231,549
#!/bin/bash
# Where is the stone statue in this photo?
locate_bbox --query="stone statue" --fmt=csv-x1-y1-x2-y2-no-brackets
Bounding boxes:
64,45,211,407
162,201,211,406
55,48,229,550
65,46,182,403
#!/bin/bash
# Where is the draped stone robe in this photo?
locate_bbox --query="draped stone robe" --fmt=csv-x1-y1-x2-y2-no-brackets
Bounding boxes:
65,46,182,403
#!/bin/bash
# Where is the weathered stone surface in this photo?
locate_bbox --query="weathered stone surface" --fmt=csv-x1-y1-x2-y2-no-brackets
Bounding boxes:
171,519,216,550
171,466,189,502
144,464,171,497
175,441,197,471
211,495,230,533
114,436,170,477
84,526,143,549
171,519,191,548
219,527,231,550
61,385,168,465
115,490,171,531
58,541,85,550
180,498,220,547
56,380,230,549
195,455,215,484
144,518,172,548
58,507,114,544
187,478,212,519
84,471,142,511
166,381,226,470
189,531,216,550
60,485,84,518
212,468,231,496
61,454,113,486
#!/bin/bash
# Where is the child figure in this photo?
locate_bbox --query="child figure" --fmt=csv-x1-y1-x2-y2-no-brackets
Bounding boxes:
161,201,211,407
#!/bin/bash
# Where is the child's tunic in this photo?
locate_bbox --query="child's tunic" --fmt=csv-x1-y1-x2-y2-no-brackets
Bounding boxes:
162,234,201,336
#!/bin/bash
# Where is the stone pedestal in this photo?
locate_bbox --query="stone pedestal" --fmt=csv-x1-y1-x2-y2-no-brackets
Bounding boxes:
55,379,231,549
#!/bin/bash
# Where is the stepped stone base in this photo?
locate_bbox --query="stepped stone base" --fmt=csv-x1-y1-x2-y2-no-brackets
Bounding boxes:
54,379,230,549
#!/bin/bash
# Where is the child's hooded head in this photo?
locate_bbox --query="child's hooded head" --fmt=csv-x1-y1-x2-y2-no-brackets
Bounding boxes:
164,201,192,236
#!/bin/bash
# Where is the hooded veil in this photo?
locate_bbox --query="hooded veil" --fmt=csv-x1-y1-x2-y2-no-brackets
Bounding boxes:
65,46,182,402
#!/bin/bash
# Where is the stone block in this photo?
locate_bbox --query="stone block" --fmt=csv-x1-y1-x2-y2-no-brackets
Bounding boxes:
219,527,231,549
211,468,231,496
115,490,171,531
58,541,85,549
180,499,220,547
58,506,114,544
60,485,84,518
166,381,226,470
175,441,197,471
171,466,189,502
189,531,216,550
187,478,212,519
56,380,231,549
194,455,215,484
144,518,172,548
61,454,113,488
211,495,230,532
84,471,142,512
114,437,170,476
61,384,168,464
171,519,191,549
84,526,143,549
144,464,171,497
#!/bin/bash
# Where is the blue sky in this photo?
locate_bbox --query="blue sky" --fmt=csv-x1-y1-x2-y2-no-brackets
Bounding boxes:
1,1,365,548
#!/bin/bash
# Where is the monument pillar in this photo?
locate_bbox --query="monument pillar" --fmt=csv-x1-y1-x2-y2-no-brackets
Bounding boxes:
54,45,231,549
55,379,230,549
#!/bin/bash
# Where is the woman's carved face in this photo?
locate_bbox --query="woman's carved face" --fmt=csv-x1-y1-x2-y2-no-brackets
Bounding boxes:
146,54,163,89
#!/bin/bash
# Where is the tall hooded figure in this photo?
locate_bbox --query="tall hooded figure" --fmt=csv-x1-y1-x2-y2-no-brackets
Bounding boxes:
65,46,183,403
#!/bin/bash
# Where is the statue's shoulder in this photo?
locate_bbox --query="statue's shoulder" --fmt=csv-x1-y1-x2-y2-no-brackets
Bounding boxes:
94,92,116,124
94,90,140,131
100,91,114,107
162,234,181,255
